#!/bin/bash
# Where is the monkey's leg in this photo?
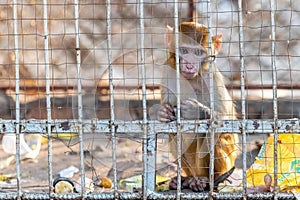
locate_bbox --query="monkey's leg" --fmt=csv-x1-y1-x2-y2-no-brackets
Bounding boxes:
169,138,211,192
214,134,238,178
183,151,211,192
176,135,237,192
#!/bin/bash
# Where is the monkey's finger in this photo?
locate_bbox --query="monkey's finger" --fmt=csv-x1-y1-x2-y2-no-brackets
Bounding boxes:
164,104,174,113
160,105,173,116
168,177,178,190
188,177,210,192
158,110,176,122
158,114,171,122
162,106,176,120
189,181,202,192
181,176,190,189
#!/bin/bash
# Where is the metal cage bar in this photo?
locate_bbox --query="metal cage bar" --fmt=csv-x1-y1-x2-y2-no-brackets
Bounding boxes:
237,0,247,197
139,0,156,196
206,0,216,197
0,191,296,200
74,0,86,196
0,119,299,135
173,0,183,199
12,0,21,198
42,0,54,195
270,0,279,197
106,0,118,197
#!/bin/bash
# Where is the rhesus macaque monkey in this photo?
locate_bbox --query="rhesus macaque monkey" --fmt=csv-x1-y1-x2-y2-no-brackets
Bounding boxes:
158,22,239,191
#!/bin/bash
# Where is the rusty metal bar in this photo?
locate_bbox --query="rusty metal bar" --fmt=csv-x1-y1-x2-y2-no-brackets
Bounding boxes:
5,84,300,91
106,0,118,197
1,119,296,136
0,191,296,199
206,0,216,198
237,0,247,198
12,0,21,198
74,0,86,196
42,0,54,195
139,0,156,196
173,0,182,199
270,0,278,198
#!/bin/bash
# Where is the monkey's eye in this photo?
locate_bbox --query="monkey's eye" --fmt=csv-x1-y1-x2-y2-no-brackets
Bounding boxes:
195,49,205,56
179,48,188,54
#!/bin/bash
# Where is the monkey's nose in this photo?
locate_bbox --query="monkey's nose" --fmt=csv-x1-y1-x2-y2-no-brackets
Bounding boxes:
186,63,193,70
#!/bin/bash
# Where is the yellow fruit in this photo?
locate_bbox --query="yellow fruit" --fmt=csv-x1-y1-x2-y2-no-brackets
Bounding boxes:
100,177,113,188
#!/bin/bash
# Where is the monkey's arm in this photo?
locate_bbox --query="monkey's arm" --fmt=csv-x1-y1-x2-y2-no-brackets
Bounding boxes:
181,98,211,120
158,98,212,122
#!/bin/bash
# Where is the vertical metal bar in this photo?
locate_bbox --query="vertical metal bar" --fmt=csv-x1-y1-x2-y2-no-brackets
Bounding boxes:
237,0,247,198
140,3,147,196
12,1,21,198
42,0,53,194
74,0,86,196
139,0,155,197
106,0,118,197
270,0,278,198
174,0,182,199
206,0,215,198
139,0,146,138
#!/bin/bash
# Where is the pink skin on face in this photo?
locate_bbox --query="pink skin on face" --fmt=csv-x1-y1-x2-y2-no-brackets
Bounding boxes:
180,57,199,79
178,46,207,79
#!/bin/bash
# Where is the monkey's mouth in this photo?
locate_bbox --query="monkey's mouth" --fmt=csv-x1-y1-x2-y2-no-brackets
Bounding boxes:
182,71,197,79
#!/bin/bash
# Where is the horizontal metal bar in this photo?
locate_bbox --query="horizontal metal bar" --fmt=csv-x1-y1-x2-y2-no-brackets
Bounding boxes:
0,119,299,134
4,84,300,91
0,192,295,200
149,191,295,199
0,192,141,200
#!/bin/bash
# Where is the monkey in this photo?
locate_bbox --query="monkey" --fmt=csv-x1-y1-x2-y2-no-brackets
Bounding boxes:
158,22,239,192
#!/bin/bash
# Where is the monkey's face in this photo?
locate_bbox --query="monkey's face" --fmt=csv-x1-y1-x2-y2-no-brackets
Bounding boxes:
178,45,208,79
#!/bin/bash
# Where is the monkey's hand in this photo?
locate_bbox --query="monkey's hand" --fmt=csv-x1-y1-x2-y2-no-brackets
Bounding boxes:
181,98,210,120
169,176,190,190
157,104,176,122
169,176,209,192
187,176,210,192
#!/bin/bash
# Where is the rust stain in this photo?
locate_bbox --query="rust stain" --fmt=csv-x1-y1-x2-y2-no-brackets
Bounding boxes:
253,121,259,129
60,121,70,131
285,125,291,131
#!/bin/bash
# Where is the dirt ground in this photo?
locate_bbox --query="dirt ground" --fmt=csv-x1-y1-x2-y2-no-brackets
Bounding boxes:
0,133,145,193
0,130,265,194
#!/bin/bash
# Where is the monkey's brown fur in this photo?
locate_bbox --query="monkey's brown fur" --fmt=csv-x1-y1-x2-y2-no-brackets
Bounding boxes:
161,22,239,180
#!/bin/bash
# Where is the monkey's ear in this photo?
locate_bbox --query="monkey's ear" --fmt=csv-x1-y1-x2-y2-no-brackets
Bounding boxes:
212,34,222,55
166,25,174,48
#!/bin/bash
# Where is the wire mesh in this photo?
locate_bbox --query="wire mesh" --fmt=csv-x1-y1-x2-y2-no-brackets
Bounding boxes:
0,0,299,199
